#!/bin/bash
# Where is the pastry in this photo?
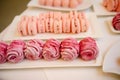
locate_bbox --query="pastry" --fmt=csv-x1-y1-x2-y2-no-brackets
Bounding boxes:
60,38,79,61
24,39,44,60
6,40,25,63
79,37,99,61
0,41,8,63
42,39,60,60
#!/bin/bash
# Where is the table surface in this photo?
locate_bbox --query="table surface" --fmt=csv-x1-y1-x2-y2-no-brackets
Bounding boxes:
0,0,120,80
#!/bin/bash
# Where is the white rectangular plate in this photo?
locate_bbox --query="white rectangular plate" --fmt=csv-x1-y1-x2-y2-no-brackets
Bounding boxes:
27,0,93,11
107,17,120,33
2,13,102,41
93,1,117,16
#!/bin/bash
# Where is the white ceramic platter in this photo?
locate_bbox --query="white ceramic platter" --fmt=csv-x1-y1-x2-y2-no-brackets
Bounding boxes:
27,0,93,11
103,41,120,75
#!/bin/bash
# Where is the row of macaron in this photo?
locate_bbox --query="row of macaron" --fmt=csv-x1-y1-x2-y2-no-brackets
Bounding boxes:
17,11,89,36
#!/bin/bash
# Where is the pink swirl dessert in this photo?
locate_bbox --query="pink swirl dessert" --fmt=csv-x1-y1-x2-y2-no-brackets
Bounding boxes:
79,37,99,61
0,41,8,64
24,39,44,60
42,39,60,60
60,38,79,61
6,40,25,63
112,13,120,30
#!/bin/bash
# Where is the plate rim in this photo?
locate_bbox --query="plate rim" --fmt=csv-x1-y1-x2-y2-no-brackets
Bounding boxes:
27,0,93,11
103,41,120,75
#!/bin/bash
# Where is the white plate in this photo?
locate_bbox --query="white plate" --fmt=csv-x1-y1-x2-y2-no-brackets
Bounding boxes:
2,13,102,41
107,17,120,33
103,41,120,75
27,0,93,11
93,1,117,16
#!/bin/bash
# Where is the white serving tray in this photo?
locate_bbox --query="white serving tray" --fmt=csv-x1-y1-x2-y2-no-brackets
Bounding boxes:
107,17,120,33
2,13,102,41
103,41,120,75
93,1,117,16
27,0,93,11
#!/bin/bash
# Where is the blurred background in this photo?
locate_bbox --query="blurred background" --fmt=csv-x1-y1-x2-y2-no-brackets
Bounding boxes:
0,0,29,32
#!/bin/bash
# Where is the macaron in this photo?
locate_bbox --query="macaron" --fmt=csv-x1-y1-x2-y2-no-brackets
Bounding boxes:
53,0,62,7
38,0,46,5
27,16,37,35
37,19,46,33
53,20,62,33
71,18,80,33
106,0,115,11
17,16,29,36
78,12,88,32
53,12,62,20
102,0,108,7
61,0,69,7
17,20,28,36
45,0,53,6
69,0,78,8
116,0,120,12
45,18,54,33
113,0,119,11
77,0,82,4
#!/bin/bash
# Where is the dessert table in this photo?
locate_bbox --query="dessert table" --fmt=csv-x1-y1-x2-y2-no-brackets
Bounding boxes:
0,0,120,80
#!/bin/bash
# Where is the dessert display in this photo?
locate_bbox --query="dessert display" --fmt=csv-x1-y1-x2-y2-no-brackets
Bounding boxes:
79,37,99,61
38,0,83,8
102,0,120,12
17,11,89,36
0,37,99,64
60,38,79,61
112,13,120,31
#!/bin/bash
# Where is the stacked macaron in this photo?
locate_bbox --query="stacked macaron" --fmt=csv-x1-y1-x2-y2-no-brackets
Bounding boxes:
103,0,120,12
38,0,82,8
17,11,89,36
0,37,99,64
112,13,120,30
